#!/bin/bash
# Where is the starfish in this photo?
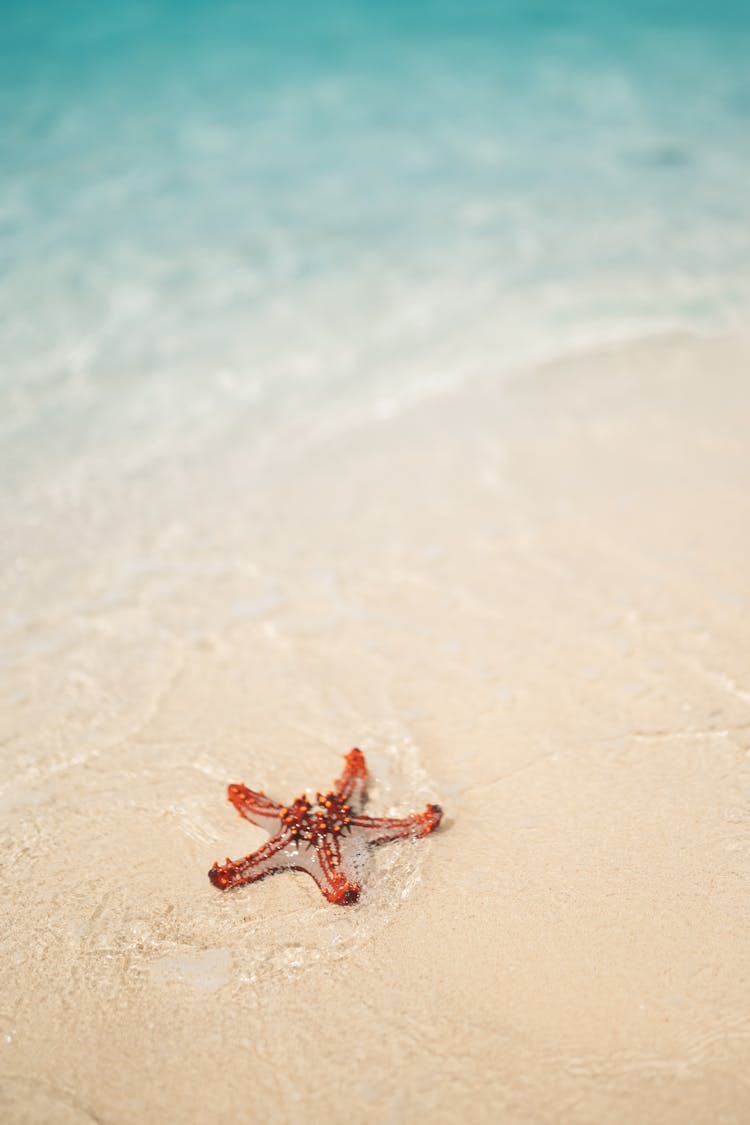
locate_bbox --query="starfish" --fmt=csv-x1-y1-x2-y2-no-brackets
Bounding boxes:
208,749,442,905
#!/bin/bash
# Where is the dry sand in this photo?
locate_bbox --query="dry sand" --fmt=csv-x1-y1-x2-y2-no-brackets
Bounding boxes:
2,334,750,1123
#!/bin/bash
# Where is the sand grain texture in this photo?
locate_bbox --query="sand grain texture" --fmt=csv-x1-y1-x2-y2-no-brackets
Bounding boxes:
2,335,750,1123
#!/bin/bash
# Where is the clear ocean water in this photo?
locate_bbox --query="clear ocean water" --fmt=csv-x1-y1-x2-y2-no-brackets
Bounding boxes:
2,0,749,481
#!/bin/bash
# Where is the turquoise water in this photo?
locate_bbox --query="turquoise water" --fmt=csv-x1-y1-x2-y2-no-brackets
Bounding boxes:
2,1,750,470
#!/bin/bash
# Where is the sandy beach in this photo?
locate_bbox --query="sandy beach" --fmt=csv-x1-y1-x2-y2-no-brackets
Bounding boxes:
2,332,749,1123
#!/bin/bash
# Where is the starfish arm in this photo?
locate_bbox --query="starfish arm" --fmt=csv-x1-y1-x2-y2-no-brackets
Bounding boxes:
350,803,442,846
333,748,368,812
226,783,283,833
287,833,362,905
208,831,292,890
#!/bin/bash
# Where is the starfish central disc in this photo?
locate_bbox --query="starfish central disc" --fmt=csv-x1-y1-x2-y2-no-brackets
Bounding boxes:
279,792,353,844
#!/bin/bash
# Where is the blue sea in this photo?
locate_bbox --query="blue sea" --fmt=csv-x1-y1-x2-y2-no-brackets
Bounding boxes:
3,2,749,465
0,0,749,573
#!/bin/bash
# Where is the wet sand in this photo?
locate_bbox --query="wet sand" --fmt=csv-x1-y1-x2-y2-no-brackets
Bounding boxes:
2,333,750,1123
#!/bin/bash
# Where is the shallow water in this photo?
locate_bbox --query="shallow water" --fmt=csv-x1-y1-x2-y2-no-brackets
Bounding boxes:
3,1,749,648
3,2,750,473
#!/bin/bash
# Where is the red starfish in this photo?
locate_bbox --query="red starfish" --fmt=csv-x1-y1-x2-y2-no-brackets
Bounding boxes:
208,749,442,905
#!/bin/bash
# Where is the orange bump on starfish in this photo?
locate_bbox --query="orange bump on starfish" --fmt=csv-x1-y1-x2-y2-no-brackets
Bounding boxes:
208,749,442,905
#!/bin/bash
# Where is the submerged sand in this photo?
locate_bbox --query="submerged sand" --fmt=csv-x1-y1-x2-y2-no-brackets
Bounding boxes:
2,334,750,1123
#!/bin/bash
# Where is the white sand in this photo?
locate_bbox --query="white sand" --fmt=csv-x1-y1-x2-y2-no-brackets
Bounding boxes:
2,333,750,1123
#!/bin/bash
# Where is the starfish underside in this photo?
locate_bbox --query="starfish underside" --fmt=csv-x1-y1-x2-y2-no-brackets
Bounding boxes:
209,749,442,905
